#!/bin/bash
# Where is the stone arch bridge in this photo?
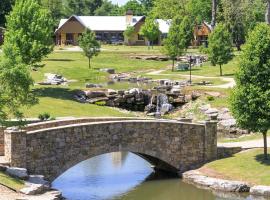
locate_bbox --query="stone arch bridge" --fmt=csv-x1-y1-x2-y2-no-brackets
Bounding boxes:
2,118,217,181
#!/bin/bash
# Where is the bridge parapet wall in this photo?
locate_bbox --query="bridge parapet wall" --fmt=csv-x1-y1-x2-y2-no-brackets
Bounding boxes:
25,117,152,132
4,120,217,181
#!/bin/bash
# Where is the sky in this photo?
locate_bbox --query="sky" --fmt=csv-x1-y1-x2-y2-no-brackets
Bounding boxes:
111,0,129,5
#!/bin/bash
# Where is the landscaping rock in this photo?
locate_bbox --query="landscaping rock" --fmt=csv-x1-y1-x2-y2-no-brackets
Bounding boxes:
20,183,48,195
250,186,270,197
28,175,50,187
85,83,102,88
218,119,236,129
199,104,211,112
205,91,221,97
100,68,115,74
107,89,117,95
6,167,28,180
183,170,250,193
0,164,7,172
205,108,219,115
84,90,106,98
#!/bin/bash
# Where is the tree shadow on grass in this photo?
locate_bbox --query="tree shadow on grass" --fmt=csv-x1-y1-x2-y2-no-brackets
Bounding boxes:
255,154,270,166
32,87,79,101
44,58,74,62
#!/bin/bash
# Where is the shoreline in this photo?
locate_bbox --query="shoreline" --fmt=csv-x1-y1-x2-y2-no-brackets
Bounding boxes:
182,169,270,198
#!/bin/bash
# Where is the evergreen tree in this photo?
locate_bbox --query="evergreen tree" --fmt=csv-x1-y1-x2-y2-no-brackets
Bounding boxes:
207,23,233,76
230,23,270,160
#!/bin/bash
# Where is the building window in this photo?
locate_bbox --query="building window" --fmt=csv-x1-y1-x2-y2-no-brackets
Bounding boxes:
138,34,144,41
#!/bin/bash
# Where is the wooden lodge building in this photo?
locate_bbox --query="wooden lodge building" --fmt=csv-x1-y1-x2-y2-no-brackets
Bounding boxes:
55,11,212,47
55,11,170,46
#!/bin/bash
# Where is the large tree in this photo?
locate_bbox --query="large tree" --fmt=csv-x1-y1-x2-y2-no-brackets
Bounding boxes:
266,0,270,24
3,0,54,67
79,29,100,69
230,23,270,160
186,0,212,24
211,0,218,29
38,0,64,26
63,0,103,16
140,17,160,48
207,23,233,76
152,0,187,19
0,59,36,122
163,16,193,71
0,0,14,27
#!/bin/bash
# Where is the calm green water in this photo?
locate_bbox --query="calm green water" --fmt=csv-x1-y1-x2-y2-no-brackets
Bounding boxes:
52,152,260,200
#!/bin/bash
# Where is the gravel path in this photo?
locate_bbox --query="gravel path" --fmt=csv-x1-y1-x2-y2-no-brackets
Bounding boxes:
218,137,270,149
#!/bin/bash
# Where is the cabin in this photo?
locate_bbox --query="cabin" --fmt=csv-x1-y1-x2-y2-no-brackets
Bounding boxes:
55,11,170,46
0,27,5,45
193,22,212,47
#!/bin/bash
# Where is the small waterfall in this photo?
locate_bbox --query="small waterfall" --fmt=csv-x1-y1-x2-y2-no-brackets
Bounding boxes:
156,94,173,115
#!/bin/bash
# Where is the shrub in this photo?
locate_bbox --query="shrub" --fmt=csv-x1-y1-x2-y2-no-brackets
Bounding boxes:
95,101,106,106
207,96,215,101
38,112,51,121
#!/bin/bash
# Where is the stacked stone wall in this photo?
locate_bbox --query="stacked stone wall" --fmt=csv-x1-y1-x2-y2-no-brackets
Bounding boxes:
0,126,5,156
5,120,217,181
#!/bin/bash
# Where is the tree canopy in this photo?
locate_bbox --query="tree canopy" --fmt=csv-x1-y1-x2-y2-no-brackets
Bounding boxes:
140,17,160,47
163,16,193,71
78,29,101,69
230,23,270,159
3,0,54,67
207,23,233,76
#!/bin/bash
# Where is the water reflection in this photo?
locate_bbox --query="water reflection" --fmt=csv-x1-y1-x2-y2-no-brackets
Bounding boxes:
52,152,266,200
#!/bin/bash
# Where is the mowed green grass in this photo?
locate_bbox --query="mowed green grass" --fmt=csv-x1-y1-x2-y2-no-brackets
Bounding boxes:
0,172,24,191
204,148,270,185
164,55,240,77
1,45,239,118
25,47,170,118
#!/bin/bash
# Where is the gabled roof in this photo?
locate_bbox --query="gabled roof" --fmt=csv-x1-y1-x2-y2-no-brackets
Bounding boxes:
56,15,145,32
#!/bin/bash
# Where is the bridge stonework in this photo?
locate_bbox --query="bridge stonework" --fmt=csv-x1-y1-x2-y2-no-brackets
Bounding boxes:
4,119,217,181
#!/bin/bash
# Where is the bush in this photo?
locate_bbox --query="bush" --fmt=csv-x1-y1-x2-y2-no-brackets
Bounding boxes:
207,96,215,101
94,101,106,106
38,112,51,121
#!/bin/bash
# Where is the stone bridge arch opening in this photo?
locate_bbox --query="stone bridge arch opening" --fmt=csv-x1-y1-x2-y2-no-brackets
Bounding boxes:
4,119,217,182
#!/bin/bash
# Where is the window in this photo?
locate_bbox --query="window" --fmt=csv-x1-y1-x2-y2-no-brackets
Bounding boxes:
138,34,144,41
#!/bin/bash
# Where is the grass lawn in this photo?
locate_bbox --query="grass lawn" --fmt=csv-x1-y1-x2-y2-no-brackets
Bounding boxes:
1,45,237,118
164,55,240,77
203,148,270,185
0,172,24,191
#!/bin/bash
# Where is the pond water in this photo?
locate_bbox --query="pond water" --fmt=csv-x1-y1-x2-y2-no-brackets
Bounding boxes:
52,152,261,200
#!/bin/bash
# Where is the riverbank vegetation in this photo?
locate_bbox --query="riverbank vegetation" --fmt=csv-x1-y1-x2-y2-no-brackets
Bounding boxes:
201,148,270,185
0,172,24,191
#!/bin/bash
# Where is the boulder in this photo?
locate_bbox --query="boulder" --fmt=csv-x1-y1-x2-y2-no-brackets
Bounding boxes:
84,90,106,98
100,68,115,74
218,119,236,129
28,175,50,187
205,91,221,97
199,104,211,112
107,89,117,95
20,183,48,195
250,185,270,197
85,83,102,88
205,108,219,115
6,167,28,180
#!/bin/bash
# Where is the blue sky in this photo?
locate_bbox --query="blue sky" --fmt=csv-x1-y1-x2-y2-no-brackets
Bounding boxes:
111,0,129,5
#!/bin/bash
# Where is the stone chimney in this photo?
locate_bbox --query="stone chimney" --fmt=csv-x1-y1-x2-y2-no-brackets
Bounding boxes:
126,10,133,25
